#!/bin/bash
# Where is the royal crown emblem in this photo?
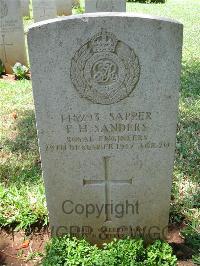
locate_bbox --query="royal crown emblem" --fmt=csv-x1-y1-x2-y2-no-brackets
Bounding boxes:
91,31,118,53
70,30,140,105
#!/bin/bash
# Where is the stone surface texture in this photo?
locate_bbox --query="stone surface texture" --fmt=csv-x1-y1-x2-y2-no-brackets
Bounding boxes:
85,0,126,12
28,13,183,244
21,0,30,17
56,0,72,16
32,0,57,22
0,0,27,73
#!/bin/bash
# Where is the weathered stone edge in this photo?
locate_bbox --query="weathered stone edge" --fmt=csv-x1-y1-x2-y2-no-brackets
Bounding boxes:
28,12,183,32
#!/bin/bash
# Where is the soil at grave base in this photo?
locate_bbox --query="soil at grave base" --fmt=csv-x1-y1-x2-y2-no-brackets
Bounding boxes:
0,73,31,82
0,74,16,82
0,225,196,266
0,228,50,266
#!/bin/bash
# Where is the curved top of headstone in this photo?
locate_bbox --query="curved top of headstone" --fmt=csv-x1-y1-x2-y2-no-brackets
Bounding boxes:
28,13,182,31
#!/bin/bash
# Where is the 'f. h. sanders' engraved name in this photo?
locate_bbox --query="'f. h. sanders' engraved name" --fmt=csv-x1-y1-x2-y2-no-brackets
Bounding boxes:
65,123,147,134
61,112,152,134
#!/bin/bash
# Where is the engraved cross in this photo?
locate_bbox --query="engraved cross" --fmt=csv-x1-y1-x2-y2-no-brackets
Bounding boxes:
0,34,13,63
83,156,133,222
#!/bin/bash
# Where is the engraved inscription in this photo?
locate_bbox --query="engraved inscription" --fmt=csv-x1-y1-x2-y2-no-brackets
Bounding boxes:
0,0,8,19
45,140,171,153
71,30,140,105
83,157,133,222
43,111,171,152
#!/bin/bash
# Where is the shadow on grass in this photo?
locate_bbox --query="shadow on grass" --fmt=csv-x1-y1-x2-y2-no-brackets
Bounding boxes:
181,60,200,98
171,60,200,256
5,110,38,153
175,60,200,181
1,110,41,185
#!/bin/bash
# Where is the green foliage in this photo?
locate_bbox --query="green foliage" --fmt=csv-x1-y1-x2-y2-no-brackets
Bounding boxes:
42,236,97,266
12,62,29,80
73,5,84,14
144,240,177,266
0,59,5,77
170,59,200,227
42,236,177,266
179,217,200,265
97,238,146,265
0,181,47,230
181,220,200,263
23,16,31,20
192,254,200,265
0,80,47,230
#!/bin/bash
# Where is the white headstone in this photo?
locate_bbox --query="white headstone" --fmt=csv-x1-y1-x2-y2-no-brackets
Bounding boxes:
32,0,57,22
0,0,27,74
28,13,183,244
21,0,30,17
85,0,126,12
56,0,72,16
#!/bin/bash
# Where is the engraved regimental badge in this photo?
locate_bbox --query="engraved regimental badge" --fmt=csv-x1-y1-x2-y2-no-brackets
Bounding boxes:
0,0,8,19
71,30,140,105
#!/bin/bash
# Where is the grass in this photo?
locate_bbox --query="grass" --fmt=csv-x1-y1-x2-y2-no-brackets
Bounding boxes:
0,0,199,260
0,80,47,229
